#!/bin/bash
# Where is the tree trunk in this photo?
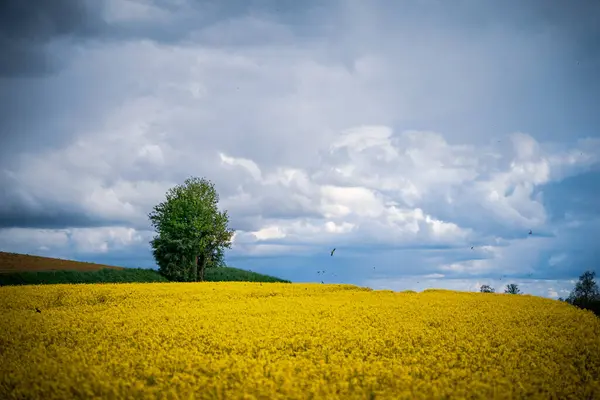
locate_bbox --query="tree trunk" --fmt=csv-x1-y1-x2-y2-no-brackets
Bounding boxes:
194,255,199,282
201,255,207,281
197,253,207,282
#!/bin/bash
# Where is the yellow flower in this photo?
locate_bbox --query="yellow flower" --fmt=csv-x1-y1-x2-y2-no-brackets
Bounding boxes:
0,282,598,399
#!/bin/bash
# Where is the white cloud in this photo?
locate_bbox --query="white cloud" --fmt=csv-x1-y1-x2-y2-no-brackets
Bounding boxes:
0,229,70,253
252,226,286,241
325,221,355,234
5,122,598,264
440,259,494,275
0,226,152,256
330,126,398,161
137,144,165,166
424,273,445,279
319,185,384,219
68,227,149,253
220,153,263,181
217,126,597,258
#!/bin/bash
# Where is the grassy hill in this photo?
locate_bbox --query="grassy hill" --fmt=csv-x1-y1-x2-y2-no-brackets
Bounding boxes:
0,251,290,286
205,265,290,283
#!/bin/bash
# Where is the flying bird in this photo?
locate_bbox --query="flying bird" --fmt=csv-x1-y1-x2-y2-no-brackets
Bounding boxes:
528,230,532,235
471,246,474,250
330,248,336,256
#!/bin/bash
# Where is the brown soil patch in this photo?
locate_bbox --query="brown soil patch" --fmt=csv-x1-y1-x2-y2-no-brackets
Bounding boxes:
0,251,125,274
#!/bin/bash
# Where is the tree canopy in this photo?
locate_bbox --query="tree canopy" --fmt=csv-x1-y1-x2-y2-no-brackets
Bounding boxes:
504,283,521,294
567,270,599,305
480,284,495,293
148,177,235,282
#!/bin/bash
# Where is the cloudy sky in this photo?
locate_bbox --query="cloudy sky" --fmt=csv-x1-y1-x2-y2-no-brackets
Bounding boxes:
1,0,599,299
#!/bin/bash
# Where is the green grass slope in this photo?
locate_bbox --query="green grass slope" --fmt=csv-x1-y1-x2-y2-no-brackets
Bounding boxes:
0,266,291,286
205,266,291,283
0,268,169,286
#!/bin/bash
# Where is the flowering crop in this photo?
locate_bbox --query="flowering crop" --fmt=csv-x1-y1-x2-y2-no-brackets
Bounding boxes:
1,282,599,399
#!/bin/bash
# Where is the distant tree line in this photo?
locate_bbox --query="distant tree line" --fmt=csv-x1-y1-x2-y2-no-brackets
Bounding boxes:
480,283,521,294
480,271,600,317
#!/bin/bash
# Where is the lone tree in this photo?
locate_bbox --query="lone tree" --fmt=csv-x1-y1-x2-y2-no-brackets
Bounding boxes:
480,284,495,293
149,177,235,282
504,283,521,294
566,270,599,306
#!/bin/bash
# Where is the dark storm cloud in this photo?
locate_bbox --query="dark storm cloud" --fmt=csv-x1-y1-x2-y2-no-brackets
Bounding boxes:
0,0,331,158
0,0,337,77
389,0,600,40
0,193,133,229
0,0,108,162
521,0,600,40
541,169,600,223
0,208,125,230
0,170,140,230
0,0,106,77
1,0,597,76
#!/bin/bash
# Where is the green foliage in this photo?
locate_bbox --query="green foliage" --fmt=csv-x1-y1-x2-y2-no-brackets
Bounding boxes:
566,270,600,317
0,268,168,286
0,266,291,286
504,283,521,294
149,177,235,282
150,237,196,282
567,271,600,303
480,284,495,293
203,266,291,283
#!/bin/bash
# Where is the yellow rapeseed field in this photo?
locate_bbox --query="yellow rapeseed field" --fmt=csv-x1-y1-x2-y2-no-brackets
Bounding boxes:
1,282,599,399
